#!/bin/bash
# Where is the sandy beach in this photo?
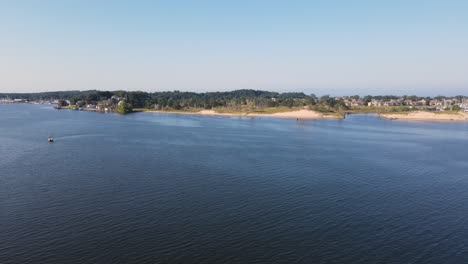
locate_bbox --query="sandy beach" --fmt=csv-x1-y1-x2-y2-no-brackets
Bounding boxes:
245,109,340,119
142,109,341,119
380,111,468,121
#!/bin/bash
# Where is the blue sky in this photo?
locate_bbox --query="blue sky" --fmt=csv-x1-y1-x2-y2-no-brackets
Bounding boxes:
1,0,467,95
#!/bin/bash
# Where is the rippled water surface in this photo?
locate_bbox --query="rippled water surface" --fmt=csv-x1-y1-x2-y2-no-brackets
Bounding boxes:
1,104,468,263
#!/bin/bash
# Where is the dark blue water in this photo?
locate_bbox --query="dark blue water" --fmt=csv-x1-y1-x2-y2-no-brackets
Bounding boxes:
1,104,468,263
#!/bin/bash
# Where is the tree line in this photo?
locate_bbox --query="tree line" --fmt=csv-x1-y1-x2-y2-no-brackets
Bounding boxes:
1,90,315,110
1,90,465,114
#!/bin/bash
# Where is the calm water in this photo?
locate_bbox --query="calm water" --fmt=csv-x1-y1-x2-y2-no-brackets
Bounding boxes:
1,104,468,263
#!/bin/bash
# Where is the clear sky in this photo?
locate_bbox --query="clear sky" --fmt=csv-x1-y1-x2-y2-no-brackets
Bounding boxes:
1,0,467,95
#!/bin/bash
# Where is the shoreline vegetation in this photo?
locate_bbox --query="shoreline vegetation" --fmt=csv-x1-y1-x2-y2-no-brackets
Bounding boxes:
1,89,467,121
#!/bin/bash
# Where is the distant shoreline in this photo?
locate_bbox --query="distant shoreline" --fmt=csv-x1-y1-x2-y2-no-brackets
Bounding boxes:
136,109,468,122
2,89,468,122
136,109,343,120
2,102,468,122
137,108,468,122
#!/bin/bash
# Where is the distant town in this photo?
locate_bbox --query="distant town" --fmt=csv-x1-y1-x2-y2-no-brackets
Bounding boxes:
343,96,468,112
1,90,467,115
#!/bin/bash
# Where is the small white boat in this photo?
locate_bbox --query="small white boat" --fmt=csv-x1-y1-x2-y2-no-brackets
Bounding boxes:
48,137,54,143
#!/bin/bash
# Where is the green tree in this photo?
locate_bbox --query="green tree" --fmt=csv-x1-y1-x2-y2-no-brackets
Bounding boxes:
452,105,461,111
116,101,133,114
57,99,69,108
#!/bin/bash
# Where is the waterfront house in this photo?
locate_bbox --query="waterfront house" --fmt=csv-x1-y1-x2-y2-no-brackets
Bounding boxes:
86,104,97,110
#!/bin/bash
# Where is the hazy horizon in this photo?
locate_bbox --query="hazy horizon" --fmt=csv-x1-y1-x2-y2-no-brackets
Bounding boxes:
1,0,468,95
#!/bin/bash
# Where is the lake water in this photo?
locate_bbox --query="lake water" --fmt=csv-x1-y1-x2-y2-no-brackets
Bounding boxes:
1,104,468,263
